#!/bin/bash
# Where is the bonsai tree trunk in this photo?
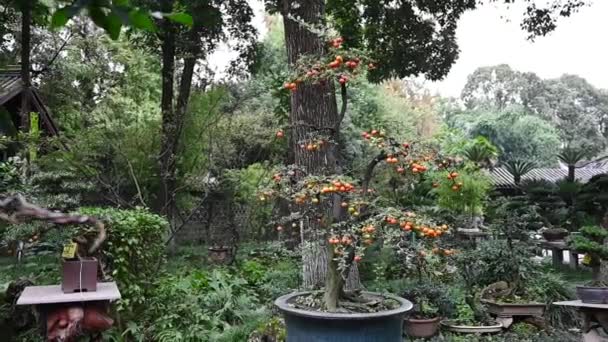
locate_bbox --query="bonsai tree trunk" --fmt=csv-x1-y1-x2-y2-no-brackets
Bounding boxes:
324,244,344,311
280,0,360,299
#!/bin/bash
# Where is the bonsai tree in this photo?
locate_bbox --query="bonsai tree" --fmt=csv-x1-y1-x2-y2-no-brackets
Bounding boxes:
262,138,455,311
260,39,460,312
570,225,608,283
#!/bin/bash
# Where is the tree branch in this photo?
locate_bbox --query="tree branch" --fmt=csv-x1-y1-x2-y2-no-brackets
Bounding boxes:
0,195,106,254
361,150,387,195
334,83,348,133
31,32,74,78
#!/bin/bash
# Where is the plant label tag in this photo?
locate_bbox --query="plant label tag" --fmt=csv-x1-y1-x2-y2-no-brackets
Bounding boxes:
62,242,78,259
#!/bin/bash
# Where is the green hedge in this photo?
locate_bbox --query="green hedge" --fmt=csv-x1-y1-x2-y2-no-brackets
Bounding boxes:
79,207,168,314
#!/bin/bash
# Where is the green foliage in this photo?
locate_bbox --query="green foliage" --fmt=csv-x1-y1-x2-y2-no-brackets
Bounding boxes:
433,168,491,216
399,280,456,319
449,107,560,166
463,136,499,167
579,174,608,221
78,207,167,314
558,147,589,166
136,268,264,342
504,159,536,184
570,226,608,270
240,257,300,303
47,1,193,39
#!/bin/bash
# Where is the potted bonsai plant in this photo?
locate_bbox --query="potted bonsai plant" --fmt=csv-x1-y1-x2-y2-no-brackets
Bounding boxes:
402,281,455,338
570,225,608,303
268,155,452,341
260,38,467,340
392,221,456,339
441,248,503,334
475,201,546,326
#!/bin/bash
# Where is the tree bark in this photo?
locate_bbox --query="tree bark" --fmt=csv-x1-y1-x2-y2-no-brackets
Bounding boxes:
280,0,360,310
158,1,201,223
158,0,177,216
567,164,575,183
19,0,32,129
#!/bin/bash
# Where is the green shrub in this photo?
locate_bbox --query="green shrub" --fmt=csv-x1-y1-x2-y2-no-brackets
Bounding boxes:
79,207,167,314
140,268,263,342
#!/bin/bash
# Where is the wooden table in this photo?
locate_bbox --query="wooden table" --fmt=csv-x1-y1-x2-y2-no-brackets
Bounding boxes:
553,300,608,341
17,282,121,341
537,240,581,269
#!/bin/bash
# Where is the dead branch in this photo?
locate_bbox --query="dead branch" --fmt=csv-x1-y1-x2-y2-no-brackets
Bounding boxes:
0,195,106,254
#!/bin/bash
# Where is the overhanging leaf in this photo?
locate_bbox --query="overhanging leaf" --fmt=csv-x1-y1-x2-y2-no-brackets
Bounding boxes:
106,12,123,40
165,12,194,27
129,9,155,31
50,7,71,28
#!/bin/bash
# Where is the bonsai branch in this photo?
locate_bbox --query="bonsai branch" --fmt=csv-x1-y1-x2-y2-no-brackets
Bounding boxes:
361,151,388,194
334,83,348,133
0,195,106,254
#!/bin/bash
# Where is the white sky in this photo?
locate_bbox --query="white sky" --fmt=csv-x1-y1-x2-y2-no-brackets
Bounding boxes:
427,0,608,97
210,0,608,98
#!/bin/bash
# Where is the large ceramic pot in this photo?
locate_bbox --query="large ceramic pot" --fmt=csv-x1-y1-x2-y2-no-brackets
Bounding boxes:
404,316,440,338
275,291,413,342
577,286,608,304
542,228,569,241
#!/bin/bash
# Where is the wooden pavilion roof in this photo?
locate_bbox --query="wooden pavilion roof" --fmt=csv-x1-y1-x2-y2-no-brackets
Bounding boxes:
0,68,58,136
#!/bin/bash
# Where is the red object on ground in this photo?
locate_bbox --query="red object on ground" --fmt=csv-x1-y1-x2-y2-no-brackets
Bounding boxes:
46,303,113,341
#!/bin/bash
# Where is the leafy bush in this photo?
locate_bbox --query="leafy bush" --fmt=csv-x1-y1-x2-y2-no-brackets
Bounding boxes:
570,225,608,282
140,268,264,342
240,257,300,303
399,280,456,319
433,167,491,217
78,207,167,314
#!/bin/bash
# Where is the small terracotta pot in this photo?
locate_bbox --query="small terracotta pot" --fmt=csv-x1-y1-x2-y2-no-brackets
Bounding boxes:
404,316,440,338
208,247,231,264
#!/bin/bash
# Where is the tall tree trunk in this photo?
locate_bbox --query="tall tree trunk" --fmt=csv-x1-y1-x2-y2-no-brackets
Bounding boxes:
158,0,176,215
280,0,359,310
567,164,575,183
19,0,32,129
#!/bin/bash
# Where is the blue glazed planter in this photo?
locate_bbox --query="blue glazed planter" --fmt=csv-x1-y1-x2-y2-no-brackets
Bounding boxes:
275,291,413,342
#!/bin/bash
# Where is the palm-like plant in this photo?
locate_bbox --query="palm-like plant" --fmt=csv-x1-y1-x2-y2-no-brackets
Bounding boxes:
463,137,498,169
558,147,589,182
504,160,536,185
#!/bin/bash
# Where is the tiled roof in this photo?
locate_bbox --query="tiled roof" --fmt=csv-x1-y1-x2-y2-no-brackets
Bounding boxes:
488,167,608,188
0,69,23,105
